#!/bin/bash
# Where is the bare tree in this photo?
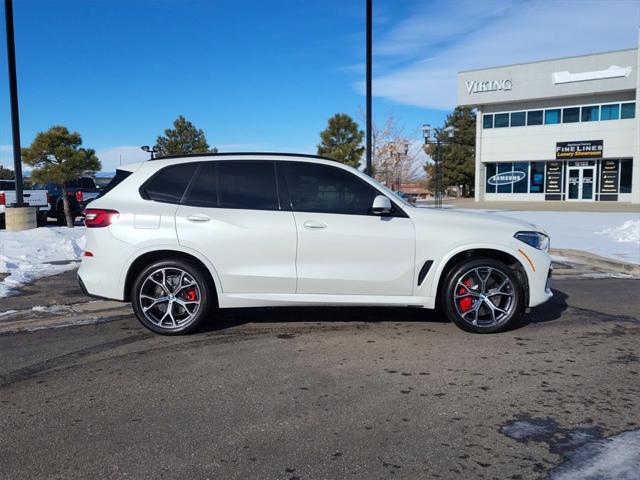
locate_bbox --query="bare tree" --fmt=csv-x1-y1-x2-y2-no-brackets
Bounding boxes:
360,111,425,190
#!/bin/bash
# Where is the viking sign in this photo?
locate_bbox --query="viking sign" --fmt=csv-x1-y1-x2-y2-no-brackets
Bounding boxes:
488,170,526,186
465,79,513,94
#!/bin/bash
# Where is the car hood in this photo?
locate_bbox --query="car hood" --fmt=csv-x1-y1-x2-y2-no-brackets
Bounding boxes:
408,207,542,234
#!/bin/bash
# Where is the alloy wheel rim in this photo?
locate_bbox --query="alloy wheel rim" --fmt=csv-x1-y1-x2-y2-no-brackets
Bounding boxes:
453,266,515,328
139,268,201,330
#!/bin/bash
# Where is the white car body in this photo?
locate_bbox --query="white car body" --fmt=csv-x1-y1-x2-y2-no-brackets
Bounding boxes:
78,154,553,321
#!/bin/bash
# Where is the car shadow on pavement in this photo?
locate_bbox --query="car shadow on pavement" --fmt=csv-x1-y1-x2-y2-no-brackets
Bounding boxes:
200,305,449,333
197,287,570,334
514,287,569,328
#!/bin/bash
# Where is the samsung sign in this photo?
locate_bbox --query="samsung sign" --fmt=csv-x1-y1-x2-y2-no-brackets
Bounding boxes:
465,79,513,94
488,171,526,186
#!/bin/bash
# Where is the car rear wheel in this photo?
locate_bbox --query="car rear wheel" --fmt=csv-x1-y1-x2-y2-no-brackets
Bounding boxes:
131,259,213,335
442,258,523,333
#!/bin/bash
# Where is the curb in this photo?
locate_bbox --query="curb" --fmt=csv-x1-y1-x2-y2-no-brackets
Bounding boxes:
551,248,640,277
0,301,133,334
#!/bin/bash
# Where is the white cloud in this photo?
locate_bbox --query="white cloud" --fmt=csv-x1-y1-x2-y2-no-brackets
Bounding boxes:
368,0,640,110
95,145,149,172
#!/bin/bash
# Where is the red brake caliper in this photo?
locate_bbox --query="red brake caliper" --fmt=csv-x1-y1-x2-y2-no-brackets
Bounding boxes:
183,289,198,302
458,278,473,312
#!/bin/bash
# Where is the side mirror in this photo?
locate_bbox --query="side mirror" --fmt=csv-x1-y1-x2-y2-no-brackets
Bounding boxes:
371,195,392,215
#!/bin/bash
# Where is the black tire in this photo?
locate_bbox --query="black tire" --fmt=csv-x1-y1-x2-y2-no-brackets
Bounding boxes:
441,257,523,333
36,211,48,227
56,211,67,226
131,259,214,335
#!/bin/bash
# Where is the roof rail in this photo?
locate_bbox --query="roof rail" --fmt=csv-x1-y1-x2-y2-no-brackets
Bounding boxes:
150,151,339,162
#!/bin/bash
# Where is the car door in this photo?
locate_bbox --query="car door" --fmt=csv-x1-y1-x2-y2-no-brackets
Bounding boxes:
175,160,297,294
283,161,415,296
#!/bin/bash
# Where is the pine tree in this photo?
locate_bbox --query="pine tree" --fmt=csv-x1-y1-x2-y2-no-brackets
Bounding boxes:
0,166,15,180
424,106,476,196
156,115,216,156
317,114,365,168
22,126,101,227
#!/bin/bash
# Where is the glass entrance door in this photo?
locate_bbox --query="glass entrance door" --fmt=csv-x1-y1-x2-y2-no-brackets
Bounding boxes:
567,167,595,201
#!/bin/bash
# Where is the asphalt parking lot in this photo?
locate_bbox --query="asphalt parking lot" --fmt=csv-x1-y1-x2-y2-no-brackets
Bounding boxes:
1,275,639,479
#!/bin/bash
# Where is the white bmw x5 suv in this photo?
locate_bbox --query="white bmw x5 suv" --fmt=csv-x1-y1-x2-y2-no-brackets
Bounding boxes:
78,153,552,335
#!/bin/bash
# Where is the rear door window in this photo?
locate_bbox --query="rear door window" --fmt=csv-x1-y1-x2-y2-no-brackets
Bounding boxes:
143,163,198,204
216,161,279,211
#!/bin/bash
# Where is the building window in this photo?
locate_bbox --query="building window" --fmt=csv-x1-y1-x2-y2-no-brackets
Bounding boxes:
601,104,620,120
497,163,513,193
527,110,543,125
510,112,526,127
512,162,529,193
494,113,509,128
530,162,545,193
545,109,561,124
562,107,580,123
485,163,496,193
620,159,633,193
581,106,599,122
621,103,636,119
483,114,493,129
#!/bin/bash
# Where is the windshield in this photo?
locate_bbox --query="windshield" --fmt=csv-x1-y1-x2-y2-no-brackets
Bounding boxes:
365,174,414,208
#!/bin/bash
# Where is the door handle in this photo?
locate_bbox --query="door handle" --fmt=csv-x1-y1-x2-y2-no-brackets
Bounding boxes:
303,220,327,229
187,214,211,223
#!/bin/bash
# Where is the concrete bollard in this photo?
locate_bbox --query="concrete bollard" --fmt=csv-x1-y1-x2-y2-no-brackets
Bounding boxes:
4,206,37,231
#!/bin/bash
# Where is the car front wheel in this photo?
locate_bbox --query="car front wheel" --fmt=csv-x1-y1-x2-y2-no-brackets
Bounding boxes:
442,258,523,333
131,259,213,335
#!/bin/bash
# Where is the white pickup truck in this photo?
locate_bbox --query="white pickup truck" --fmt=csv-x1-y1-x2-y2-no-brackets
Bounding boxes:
0,180,50,228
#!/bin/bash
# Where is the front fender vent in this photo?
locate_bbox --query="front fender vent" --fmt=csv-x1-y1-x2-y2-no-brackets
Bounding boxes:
417,260,434,286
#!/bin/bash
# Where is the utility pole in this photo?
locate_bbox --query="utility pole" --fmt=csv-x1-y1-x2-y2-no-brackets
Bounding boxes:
4,0,24,206
365,0,372,176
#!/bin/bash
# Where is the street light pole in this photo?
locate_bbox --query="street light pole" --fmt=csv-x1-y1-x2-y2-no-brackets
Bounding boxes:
435,137,442,208
365,0,372,176
423,124,455,209
4,0,25,206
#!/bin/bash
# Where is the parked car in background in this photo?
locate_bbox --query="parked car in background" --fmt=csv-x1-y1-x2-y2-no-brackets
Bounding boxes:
78,153,553,336
0,179,49,228
38,177,101,225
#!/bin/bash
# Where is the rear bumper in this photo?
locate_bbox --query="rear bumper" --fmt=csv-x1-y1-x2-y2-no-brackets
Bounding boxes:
78,274,119,301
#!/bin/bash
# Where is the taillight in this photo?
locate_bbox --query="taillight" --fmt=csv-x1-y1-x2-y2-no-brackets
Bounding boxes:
46,192,52,205
75,191,84,203
84,209,119,228
0,193,5,206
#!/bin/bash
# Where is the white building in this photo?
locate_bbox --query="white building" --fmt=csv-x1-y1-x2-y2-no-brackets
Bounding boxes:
458,39,639,204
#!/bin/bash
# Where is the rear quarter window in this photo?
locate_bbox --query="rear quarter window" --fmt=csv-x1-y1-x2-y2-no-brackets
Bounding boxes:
96,169,133,199
142,163,198,204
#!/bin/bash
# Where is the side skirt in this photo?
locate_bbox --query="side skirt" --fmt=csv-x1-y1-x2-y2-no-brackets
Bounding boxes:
218,293,435,309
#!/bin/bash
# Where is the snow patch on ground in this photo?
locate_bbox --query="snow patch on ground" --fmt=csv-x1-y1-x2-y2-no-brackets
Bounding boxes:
473,211,640,264
0,227,86,298
31,304,70,313
550,429,640,480
596,219,640,244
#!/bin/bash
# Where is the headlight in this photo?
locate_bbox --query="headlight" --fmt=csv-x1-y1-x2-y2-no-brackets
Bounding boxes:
514,231,550,252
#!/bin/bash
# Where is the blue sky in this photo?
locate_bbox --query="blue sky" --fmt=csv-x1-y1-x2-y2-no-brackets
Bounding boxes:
1,0,639,171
